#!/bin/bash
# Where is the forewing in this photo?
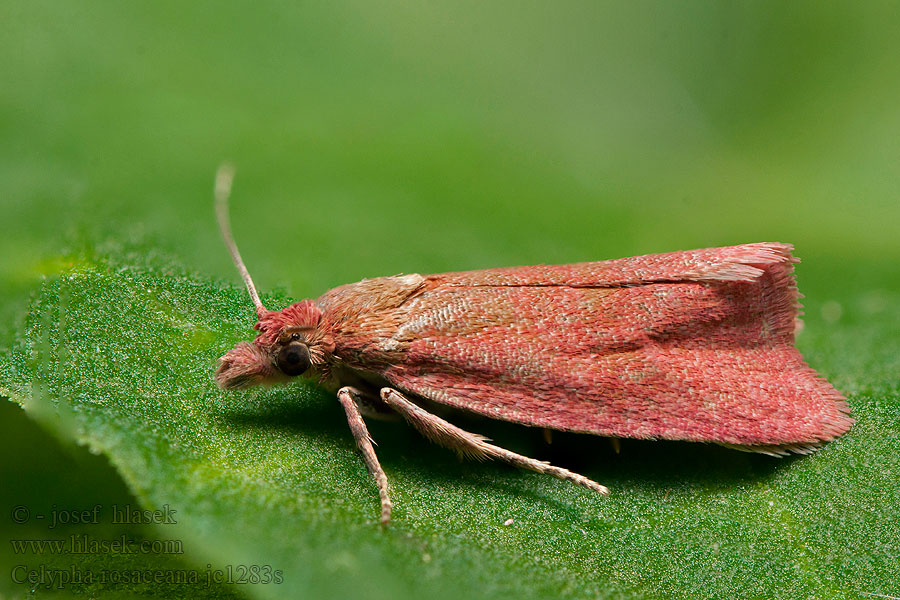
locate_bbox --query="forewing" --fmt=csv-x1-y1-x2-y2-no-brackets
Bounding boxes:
328,244,852,447
433,242,799,286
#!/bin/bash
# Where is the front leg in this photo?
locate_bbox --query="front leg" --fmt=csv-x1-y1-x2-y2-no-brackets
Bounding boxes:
336,386,393,524
380,387,609,496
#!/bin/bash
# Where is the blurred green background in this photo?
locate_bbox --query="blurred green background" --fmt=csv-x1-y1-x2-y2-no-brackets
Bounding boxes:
2,1,899,599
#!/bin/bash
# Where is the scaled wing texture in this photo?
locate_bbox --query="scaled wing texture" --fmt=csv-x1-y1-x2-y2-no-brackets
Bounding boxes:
318,243,852,450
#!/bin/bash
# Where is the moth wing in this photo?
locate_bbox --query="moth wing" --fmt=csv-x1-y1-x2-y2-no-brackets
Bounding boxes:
435,242,798,286
369,244,851,450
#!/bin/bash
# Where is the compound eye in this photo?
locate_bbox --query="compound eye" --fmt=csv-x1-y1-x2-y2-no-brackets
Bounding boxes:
276,342,311,376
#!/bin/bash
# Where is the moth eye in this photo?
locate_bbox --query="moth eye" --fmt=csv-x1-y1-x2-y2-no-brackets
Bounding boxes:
276,342,310,376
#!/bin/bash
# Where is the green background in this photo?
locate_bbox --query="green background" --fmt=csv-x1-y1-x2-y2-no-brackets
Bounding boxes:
2,2,898,599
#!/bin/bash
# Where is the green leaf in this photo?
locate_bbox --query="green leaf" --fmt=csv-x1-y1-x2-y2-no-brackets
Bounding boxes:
2,246,898,600
3,2,900,598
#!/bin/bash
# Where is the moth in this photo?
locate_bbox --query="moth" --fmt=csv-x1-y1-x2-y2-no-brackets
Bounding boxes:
213,166,852,523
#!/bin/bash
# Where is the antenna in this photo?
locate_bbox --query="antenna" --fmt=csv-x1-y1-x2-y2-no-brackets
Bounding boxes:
215,163,266,315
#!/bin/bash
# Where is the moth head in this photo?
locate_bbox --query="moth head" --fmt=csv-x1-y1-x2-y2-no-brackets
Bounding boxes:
215,301,334,389
212,164,333,390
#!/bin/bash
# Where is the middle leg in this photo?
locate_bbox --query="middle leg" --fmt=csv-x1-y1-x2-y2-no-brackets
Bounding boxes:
380,387,609,495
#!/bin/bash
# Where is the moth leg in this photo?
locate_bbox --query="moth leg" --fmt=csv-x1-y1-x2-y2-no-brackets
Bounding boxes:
337,386,393,524
380,388,609,496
